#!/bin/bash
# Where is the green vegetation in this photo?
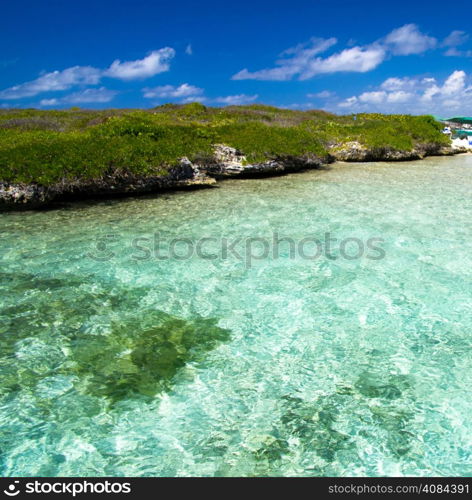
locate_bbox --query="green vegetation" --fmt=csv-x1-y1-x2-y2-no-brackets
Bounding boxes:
0,104,449,186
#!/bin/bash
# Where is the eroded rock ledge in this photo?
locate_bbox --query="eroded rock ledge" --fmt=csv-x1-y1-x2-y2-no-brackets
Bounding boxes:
0,141,463,210
329,141,460,162
200,144,327,178
0,159,215,210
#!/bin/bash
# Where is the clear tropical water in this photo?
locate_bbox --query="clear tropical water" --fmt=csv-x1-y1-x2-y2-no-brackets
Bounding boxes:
0,155,471,477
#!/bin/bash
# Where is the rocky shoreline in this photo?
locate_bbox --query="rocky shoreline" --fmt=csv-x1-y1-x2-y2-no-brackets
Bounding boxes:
0,142,466,210
329,141,460,161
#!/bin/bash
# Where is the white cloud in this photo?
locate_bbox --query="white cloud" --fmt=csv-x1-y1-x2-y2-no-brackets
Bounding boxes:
335,70,472,115
443,30,469,47
358,91,387,104
0,66,101,99
214,94,258,105
386,90,414,103
143,83,203,99
105,48,175,80
232,37,337,81
185,44,193,55
384,24,437,55
39,98,59,107
421,70,467,101
142,85,258,106
0,48,175,100
445,48,464,57
64,87,118,104
444,47,472,57
180,96,207,104
442,32,472,57
308,90,335,99
299,45,385,80
283,102,314,110
232,24,444,82
338,96,358,108
39,87,118,107
143,86,256,106
381,77,408,91
440,70,466,95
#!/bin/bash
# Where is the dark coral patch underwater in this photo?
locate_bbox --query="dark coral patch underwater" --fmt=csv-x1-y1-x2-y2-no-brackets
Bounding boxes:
0,271,231,405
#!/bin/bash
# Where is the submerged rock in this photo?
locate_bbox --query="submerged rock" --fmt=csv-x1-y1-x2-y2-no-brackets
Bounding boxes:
70,312,231,403
0,270,231,405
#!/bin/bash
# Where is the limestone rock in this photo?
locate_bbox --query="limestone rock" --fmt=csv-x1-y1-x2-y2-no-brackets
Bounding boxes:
201,144,326,178
0,183,54,209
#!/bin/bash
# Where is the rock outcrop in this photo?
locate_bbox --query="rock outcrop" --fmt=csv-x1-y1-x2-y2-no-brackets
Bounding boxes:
0,158,215,210
0,140,463,210
200,144,327,178
329,141,457,162
0,183,55,209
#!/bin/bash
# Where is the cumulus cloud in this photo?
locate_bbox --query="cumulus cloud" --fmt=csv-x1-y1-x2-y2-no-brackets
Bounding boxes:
380,77,415,91
232,37,338,81
358,91,387,104
441,30,472,57
335,70,472,114
39,87,118,107
0,66,101,100
443,30,469,47
233,43,384,81
384,24,437,55
105,48,175,80
143,83,203,99
299,45,386,80
233,24,443,82
185,44,193,55
338,96,358,108
421,70,466,100
214,94,258,105
386,90,414,103
232,24,450,81
0,49,175,100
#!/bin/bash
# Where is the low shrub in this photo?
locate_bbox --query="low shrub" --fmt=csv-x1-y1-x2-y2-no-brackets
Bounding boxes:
0,105,449,186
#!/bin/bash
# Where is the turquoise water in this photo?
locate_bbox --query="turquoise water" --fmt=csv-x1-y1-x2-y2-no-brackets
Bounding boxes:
0,155,471,477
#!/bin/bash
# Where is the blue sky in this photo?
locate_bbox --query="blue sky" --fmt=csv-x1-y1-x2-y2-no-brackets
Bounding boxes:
1,0,471,115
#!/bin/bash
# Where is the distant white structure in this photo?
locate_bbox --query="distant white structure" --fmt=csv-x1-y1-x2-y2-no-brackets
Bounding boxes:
452,137,472,150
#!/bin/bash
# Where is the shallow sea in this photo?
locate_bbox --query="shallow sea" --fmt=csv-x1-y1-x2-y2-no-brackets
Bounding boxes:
0,155,471,476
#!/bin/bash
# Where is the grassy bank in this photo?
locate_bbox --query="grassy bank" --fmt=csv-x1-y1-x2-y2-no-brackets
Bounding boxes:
0,103,449,186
